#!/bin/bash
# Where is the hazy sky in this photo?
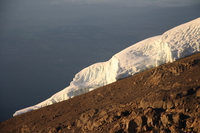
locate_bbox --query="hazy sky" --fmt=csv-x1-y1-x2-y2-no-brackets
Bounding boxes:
1,0,200,8
54,0,200,7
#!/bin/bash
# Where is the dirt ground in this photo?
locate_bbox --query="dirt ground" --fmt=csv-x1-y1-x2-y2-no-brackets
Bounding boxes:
0,53,200,133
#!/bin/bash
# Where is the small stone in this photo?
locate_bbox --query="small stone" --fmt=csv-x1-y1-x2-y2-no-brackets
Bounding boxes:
134,115,146,132
174,100,180,107
185,108,190,112
160,130,167,133
172,113,180,125
153,100,163,108
99,110,107,117
167,100,175,109
197,108,200,113
170,93,177,99
160,113,169,128
196,89,200,98
181,90,188,96
169,124,181,133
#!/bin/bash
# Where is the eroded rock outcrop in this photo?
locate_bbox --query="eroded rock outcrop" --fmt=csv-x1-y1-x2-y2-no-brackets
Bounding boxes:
72,86,200,133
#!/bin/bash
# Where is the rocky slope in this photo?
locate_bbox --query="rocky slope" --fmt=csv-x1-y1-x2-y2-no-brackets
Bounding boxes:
0,52,200,133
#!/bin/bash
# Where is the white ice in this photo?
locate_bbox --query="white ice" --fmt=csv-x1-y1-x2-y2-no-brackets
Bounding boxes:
13,17,200,116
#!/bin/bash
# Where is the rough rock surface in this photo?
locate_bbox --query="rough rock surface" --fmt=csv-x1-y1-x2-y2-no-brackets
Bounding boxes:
0,53,200,133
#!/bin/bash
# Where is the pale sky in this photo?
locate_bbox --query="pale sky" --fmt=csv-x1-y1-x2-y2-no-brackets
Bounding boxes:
56,0,200,7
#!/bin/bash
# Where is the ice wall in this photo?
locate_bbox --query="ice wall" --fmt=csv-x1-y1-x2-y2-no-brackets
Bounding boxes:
13,18,200,116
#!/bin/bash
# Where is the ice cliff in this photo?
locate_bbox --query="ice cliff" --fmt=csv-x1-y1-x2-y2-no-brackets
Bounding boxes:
13,18,200,116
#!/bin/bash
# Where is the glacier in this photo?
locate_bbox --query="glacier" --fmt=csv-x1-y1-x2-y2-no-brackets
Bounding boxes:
13,18,200,116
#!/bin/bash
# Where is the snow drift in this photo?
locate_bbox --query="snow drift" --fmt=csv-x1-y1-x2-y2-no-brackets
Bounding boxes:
13,18,200,116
